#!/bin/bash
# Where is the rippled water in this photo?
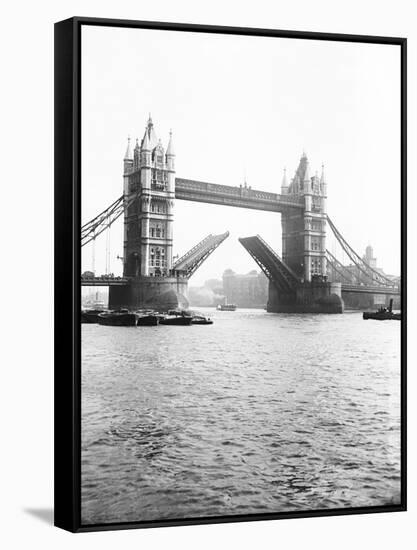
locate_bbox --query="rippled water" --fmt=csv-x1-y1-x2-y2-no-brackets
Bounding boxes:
81,309,401,525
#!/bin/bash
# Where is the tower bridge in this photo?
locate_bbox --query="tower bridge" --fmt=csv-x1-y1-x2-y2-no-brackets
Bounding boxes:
81,115,400,313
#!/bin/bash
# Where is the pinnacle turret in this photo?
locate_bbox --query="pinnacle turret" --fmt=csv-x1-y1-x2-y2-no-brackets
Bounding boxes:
141,126,150,151
124,137,133,160
282,168,288,187
303,160,311,183
166,129,175,157
320,163,326,184
147,113,158,149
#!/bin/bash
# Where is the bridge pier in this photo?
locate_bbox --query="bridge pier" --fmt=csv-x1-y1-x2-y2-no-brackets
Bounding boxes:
109,276,189,311
267,280,344,314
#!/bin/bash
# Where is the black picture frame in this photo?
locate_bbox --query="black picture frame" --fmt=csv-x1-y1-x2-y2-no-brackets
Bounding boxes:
54,16,407,533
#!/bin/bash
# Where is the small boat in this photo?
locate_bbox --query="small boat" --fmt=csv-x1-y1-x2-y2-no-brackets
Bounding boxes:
363,310,401,321
81,309,106,323
191,315,213,325
363,299,401,321
137,314,159,326
98,310,137,326
217,304,237,311
160,314,193,326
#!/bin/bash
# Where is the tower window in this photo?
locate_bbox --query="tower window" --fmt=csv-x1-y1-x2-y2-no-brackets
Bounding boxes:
311,237,321,251
311,258,322,274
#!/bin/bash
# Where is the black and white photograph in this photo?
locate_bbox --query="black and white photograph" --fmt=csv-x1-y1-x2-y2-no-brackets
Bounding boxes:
76,21,404,527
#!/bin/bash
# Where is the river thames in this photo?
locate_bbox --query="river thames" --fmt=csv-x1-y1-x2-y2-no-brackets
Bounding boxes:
81,309,401,525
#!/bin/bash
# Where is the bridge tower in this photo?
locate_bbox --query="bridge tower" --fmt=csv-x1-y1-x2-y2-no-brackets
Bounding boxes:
109,116,188,311
281,153,327,282
123,116,175,278
262,152,343,313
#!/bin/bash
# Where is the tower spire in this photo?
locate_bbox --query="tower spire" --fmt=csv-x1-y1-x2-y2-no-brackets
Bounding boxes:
124,136,133,160
303,159,311,183
282,167,288,187
320,163,326,184
145,113,158,149
142,126,150,151
166,129,175,157
281,167,289,195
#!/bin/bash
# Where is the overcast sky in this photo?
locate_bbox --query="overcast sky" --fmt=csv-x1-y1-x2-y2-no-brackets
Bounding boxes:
81,25,401,285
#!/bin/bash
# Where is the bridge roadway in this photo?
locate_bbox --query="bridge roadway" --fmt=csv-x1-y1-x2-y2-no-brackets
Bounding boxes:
340,284,400,295
81,276,400,296
81,276,130,286
174,178,304,212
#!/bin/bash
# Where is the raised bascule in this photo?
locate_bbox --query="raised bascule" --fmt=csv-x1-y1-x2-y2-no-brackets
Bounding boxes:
81,116,400,313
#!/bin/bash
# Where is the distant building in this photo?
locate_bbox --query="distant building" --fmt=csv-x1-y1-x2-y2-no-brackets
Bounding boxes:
363,245,377,268
82,287,108,308
222,269,268,308
343,245,386,283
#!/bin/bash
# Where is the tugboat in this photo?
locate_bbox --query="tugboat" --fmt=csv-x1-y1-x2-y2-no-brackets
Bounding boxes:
97,309,137,326
217,300,237,311
363,299,401,321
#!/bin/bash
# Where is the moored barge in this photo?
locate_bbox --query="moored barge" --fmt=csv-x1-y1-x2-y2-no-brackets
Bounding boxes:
98,310,137,326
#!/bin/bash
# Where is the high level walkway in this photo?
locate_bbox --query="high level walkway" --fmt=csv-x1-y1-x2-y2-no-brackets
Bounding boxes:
175,178,304,212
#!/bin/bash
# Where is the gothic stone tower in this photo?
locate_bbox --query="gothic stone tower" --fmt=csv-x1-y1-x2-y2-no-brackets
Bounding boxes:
109,116,188,310
268,152,343,313
281,152,327,282
123,116,175,278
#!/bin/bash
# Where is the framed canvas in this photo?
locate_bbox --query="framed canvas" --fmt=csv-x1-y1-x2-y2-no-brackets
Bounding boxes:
54,17,407,532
